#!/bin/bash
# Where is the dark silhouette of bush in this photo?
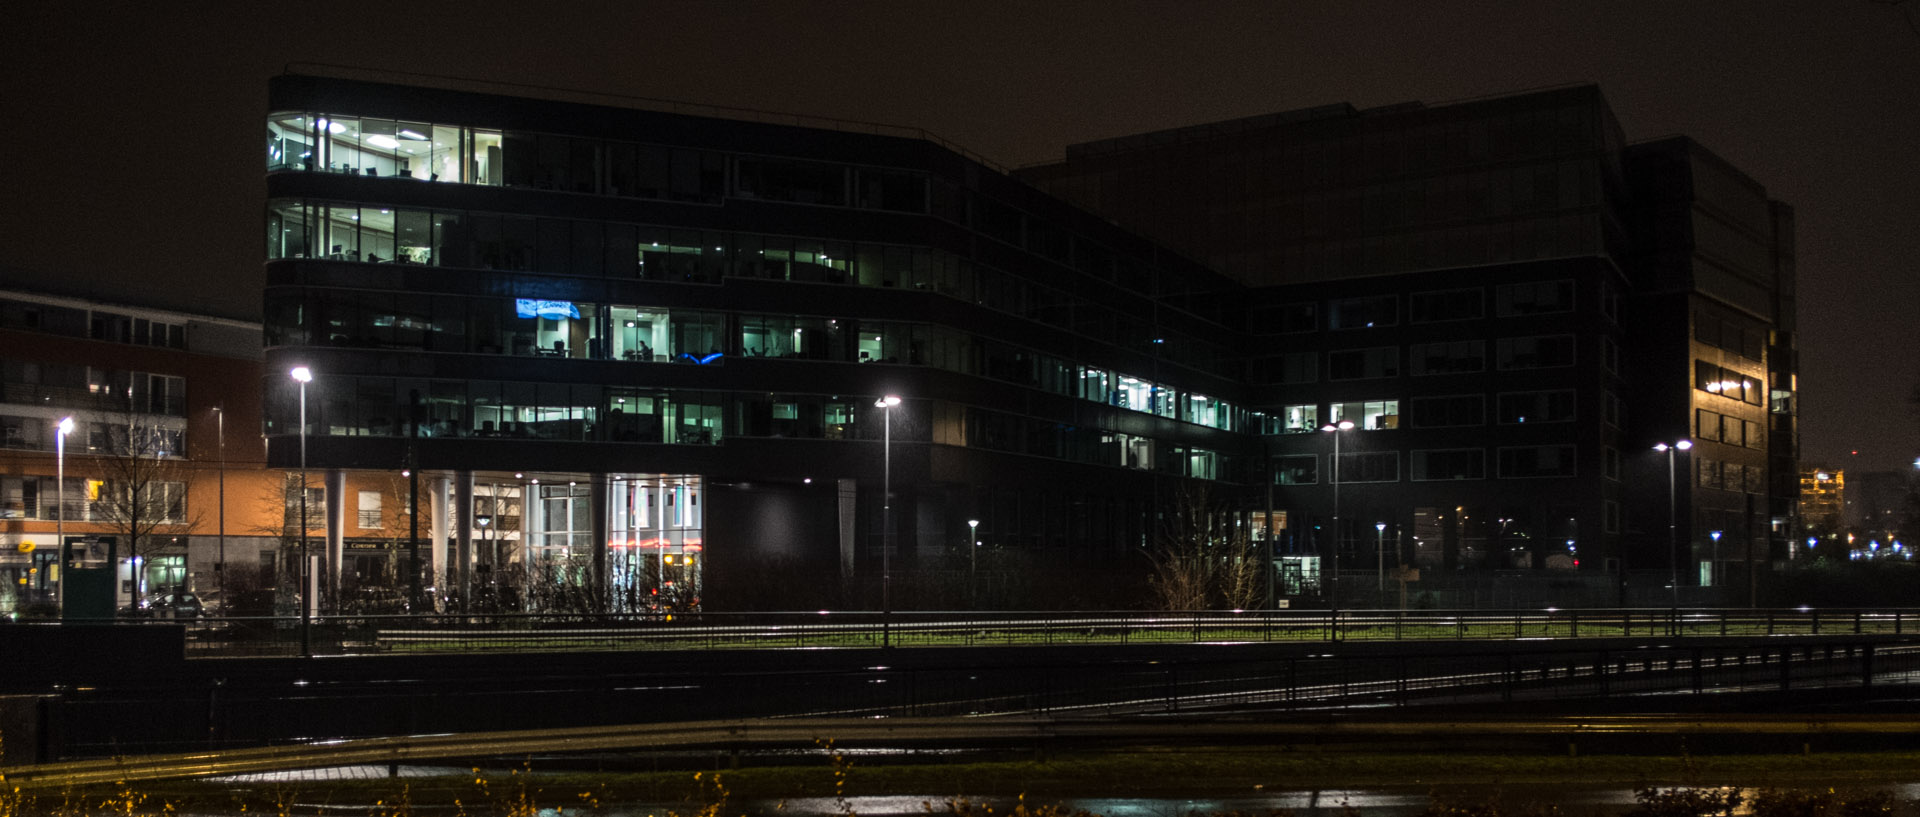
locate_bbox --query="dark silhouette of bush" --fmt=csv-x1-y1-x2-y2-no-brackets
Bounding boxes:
1749,788,1897,817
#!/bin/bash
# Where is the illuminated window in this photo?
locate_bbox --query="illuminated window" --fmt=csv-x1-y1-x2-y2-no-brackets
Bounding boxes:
1331,400,1399,430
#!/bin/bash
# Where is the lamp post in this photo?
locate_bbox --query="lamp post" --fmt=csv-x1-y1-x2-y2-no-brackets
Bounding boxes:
967,518,979,608
53,416,73,613
1319,420,1354,611
291,366,313,656
1709,530,1723,590
875,394,901,646
1653,439,1692,609
476,511,492,609
1375,522,1387,599
213,405,227,608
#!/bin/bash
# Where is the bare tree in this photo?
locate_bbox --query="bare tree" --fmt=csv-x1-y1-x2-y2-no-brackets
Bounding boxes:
248,471,311,615
352,472,422,600
85,406,199,611
1218,541,1264,611
1146,483,1253,610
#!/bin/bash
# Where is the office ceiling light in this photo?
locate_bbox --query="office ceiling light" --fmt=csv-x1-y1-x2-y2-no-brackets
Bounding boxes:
366,134,401,149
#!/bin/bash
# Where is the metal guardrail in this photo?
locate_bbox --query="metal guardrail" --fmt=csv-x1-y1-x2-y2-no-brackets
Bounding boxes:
151,607,1920,658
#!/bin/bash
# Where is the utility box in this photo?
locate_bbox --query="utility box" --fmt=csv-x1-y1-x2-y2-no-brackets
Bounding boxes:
61,567,115,620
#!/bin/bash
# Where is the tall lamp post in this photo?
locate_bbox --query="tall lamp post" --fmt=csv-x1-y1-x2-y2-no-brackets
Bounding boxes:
967,518,979,608
53,416,73,613
1653,439,1692,609
291,366,313,657
1375,522,1387,599
1708,529,1723,590
1319,420,1354,611
213,405,227,608
875,394,901,647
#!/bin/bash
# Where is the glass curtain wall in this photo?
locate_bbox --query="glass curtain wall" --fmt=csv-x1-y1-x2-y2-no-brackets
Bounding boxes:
608,476,703,612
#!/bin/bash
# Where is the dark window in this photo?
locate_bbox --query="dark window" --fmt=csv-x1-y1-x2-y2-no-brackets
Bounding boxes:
1496,335,1576,369
973,196,1025,246
1333,451,1398,483
1411,449,1485,481
1251,302,1317,334
1496,390,1576,424
1410,287,1483,322
1408,395,1483,428
1496,279,1574,316
736,158,849,206
1250,352,1318,385
1409,340,1485,375
1698,458,1721,489
1497,445,1577,478
1328,295,1396,329
1273,455,1317,485
1328,347,1399,380
855,169,927,213
1696,408,1722,442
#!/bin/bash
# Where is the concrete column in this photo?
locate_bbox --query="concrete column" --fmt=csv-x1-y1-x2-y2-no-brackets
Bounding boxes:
455,472,474,610
325,469,346,607
430,476,451,598
591,475,610,608
837,478,858,580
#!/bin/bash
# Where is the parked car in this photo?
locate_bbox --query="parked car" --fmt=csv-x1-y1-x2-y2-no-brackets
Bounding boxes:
222,589,280,618
151,592,205,619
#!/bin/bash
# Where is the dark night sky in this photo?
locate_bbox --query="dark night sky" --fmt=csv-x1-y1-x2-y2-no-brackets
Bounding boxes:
5,1,1915,471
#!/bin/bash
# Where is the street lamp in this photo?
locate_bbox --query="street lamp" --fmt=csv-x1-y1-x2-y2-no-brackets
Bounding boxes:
53,416,73,613
1319,420,1354,612
291,365,313,656
1375,522,1387,598
213,405,227,608
875,394,901,646
967,519,979,608
1653,439,1692,608
1708,530,1723,589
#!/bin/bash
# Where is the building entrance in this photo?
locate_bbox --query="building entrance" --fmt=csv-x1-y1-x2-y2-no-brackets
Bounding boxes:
606,475,702,613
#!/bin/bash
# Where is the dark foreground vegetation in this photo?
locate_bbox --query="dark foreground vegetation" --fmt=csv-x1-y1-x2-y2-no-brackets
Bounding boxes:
6,745,1920,816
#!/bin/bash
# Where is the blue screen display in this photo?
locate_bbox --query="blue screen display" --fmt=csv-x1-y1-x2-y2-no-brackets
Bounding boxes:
515,299,580,320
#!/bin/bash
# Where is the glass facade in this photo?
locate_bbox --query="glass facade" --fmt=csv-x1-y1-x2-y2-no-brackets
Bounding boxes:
252,77,1795,603
267,294,1248,433
266,199,1238,379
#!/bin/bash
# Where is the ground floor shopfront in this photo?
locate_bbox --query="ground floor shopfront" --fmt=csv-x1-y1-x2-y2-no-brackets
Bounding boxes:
271,470,710,614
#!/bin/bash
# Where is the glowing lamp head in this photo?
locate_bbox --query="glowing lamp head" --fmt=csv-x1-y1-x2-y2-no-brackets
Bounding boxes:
1676,440,1692,450
57,416,74,435
290,366,313,383
1710,530,1722,542
876,394,902,408
968,519,979,529
1376,522,1386,532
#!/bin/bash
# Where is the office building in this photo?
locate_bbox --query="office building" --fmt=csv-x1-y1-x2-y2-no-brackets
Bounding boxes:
0,288,269,614
1020,85,1798,601
261,72,1253,612
258,75,1798,610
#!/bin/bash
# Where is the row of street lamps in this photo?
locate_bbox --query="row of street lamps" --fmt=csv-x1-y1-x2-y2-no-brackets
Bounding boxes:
33,367,1745,630
1318,427,1717,609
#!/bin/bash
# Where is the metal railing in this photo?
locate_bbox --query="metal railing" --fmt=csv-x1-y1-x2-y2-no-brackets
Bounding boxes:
18,711,1920,788
149,607,1920,658
27,635,1920,761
